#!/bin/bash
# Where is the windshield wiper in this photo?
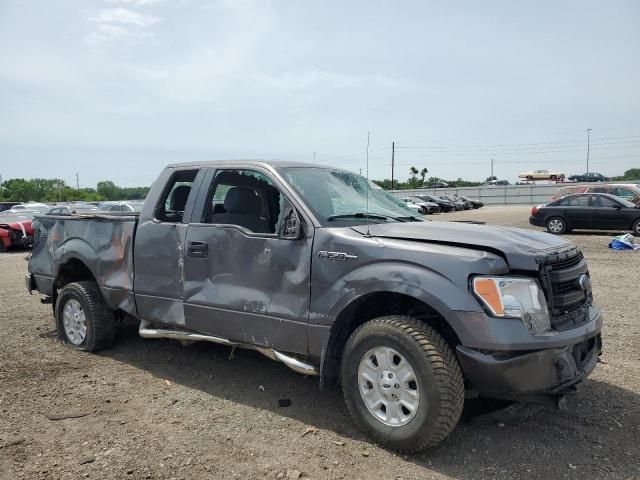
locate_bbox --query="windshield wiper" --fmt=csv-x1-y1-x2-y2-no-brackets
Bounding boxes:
327,213,391,222
327,213,419,222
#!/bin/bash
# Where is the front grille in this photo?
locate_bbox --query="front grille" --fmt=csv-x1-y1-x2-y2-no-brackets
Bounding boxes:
547,252,583,270
552,280,575,295
540,250,591,329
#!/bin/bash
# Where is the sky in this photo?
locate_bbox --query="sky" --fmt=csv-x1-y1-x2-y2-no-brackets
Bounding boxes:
0,0,639,187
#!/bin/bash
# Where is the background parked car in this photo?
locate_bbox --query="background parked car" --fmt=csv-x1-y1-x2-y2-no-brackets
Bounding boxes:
458,195,484,209
442,195,470,210
487,179,510,186
415,195,456,212
399,199,424,215
98,201,145,213
568,172,610,182
401,197,440,214
530,193,640,235
426,182,449,188
47,204,99,215
518,169,565,181
0,211,35,251
552,184,640,204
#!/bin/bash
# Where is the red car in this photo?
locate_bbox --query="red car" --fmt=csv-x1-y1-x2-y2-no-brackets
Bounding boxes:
0,213,35,252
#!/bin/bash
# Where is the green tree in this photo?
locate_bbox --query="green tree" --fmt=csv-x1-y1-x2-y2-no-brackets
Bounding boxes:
96,181,121,200
420,168,428,185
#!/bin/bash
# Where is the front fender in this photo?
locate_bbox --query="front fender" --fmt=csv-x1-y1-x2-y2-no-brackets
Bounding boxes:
313,261,483,328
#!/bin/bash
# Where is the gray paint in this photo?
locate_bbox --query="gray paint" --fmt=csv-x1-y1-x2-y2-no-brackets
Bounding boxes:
27,160,603,398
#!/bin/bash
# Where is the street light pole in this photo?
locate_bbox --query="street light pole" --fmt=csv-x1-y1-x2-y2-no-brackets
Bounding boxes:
586,128,592,173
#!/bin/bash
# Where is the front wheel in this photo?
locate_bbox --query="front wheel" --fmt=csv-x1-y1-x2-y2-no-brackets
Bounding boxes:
632,219,640,237
546,216,567,234
341,316,464,453
55,281,116,352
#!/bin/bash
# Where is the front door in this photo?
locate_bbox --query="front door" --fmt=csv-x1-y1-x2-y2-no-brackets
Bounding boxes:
590,195,629,230
182,167,313,354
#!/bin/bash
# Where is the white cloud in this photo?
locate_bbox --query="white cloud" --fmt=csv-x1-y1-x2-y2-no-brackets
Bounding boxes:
89,8,161,27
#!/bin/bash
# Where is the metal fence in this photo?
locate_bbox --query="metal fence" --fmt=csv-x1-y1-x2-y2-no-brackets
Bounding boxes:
391,180,640,206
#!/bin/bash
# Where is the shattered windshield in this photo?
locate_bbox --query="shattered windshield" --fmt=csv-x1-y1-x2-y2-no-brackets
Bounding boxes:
280,167,422,225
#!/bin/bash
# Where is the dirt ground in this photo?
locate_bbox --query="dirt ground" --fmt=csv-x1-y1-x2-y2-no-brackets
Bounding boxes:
1,206,639,480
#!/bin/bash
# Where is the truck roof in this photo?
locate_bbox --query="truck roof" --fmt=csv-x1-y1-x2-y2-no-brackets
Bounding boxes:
166,160,328,170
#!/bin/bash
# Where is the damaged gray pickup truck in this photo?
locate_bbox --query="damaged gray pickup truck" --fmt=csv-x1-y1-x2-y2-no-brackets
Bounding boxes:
27,161,602,453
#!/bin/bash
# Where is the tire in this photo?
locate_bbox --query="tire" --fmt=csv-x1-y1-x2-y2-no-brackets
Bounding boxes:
55,281,116,352
546,216,567,234
632,219,640,237
340,316,464,453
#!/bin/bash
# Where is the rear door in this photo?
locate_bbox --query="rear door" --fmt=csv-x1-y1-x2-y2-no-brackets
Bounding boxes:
561,195,592,229
182,167,314,354
134,168,205,327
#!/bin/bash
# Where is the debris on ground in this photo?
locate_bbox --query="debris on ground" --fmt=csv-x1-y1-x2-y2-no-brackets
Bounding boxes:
301,426,318,437
77,455,95,465
45,411,91,421
331,440,346,446
609,233,640,250
286,469,302,479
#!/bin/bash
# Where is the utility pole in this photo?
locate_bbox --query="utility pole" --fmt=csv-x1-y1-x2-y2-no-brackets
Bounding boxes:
359,168,362,176
491,158,494,179
76,172,80,190
586,128,592,173
313,152,316,164
391,141,395,190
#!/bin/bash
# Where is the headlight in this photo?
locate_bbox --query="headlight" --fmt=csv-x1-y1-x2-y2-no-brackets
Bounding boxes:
472,276,551,334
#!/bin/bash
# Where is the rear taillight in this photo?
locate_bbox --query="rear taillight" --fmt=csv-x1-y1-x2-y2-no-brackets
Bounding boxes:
531,206,539,215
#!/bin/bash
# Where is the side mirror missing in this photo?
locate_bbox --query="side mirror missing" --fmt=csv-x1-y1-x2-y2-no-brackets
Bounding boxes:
280,205,303,240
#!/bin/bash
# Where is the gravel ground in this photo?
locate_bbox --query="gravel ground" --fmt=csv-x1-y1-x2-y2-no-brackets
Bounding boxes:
1,205,639,480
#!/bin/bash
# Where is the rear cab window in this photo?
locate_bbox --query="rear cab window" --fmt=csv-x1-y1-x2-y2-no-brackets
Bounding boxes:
155,170,199,223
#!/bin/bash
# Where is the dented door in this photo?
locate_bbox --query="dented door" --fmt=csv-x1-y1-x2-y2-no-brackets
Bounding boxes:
182,167,313,355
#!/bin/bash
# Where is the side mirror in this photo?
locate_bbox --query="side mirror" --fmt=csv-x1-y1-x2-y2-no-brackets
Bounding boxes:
280,205,303,240
612,204,622,210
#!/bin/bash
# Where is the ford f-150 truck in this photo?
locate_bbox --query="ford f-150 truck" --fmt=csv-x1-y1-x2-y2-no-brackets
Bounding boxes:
26,161,602,453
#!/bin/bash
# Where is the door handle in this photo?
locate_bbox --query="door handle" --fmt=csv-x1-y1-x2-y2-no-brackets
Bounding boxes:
187,241,208,258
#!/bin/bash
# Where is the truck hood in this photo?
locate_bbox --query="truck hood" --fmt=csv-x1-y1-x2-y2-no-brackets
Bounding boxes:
351,221,576,271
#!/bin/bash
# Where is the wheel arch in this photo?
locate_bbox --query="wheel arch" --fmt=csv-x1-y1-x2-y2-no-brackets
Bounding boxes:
319,291,462,388
53,257,98,313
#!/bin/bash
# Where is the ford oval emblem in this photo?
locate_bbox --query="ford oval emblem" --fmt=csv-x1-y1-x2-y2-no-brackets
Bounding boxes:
577,273,591,290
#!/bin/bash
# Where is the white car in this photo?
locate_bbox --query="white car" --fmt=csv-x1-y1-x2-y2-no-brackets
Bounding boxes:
401,199,425,214
518,170,565,181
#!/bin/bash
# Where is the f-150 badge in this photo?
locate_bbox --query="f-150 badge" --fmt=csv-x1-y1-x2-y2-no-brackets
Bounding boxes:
317,251,358,261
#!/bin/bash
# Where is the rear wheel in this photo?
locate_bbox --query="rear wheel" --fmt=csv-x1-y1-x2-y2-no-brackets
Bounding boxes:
341,316,464,453
632,219,640,237
55,281,116,352
546,216,567,234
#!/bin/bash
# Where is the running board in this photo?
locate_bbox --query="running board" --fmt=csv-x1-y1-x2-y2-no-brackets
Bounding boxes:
138,321,318,376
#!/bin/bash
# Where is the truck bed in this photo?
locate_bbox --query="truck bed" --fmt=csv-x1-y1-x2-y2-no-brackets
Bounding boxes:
28,213,138,315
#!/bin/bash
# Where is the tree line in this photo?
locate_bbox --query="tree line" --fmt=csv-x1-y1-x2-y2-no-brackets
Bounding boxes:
0,178,150,203
373,166,484,190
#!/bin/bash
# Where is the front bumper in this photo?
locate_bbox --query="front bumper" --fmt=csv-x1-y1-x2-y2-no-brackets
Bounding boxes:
457,333,602,396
